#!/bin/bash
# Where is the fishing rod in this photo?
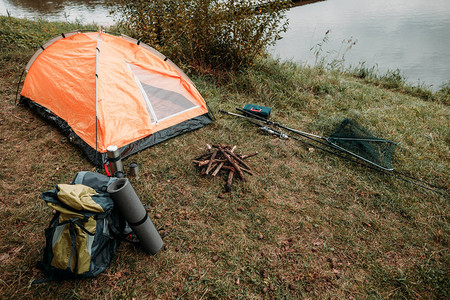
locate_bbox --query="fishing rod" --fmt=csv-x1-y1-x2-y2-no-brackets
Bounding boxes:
236,108,399,171
234,107,444,188
221,110,390,170
220,110,289,139
220,109,448,197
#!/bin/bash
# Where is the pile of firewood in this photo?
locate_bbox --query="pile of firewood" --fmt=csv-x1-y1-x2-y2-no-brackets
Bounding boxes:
193,144,258,192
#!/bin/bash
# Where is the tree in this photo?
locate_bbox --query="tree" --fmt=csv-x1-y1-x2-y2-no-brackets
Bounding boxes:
112,0,291,72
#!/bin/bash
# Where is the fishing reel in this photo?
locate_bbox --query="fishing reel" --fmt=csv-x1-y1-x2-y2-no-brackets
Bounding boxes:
259,126,288,140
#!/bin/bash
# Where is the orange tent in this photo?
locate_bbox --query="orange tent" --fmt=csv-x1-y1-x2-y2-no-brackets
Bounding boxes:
21,30,213,166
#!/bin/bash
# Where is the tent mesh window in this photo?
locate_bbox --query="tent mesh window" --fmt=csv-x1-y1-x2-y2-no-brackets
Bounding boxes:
128,63,198,123
327,119,398,170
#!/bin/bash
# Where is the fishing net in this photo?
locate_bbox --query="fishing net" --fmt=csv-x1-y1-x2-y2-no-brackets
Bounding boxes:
327,119,398,170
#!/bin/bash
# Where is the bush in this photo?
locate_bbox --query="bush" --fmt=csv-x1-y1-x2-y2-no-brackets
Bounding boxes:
111,0,291,72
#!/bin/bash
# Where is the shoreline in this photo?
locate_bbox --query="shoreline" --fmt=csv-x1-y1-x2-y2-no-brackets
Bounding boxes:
291,0,325,7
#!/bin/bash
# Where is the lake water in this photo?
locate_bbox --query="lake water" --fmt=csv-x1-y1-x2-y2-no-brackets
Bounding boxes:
1,0,449,89
0,0,116,25
272,0,450,90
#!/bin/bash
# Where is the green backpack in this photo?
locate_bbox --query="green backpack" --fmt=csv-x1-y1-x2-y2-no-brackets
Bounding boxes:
35,171,123,282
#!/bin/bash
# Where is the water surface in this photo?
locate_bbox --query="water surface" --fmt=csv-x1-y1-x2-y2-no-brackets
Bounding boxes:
0,0,116,25
271,0,450,89
1,0,449,89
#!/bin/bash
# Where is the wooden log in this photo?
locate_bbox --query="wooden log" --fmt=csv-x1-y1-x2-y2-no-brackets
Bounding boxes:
222,165,253,176
205,149,218,174
241,168,254,176
212,146,236,177
221,166,236,172
238,152,259,159
192,152,213,161
198,160,211,167
194,159,226,167
225,149,252,170
225,170,235,192
200,167,207,175
219,147,246,181
211,163,223,177
207,162,218,174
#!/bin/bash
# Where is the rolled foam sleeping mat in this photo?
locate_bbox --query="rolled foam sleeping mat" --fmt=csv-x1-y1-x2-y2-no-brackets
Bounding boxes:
107,178,163,255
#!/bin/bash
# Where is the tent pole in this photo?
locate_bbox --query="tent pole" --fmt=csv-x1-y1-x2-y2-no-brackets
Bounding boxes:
95,29,102,166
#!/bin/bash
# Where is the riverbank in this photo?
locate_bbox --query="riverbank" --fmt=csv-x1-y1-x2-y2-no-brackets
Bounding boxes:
292,0,325,7
0,17,448,298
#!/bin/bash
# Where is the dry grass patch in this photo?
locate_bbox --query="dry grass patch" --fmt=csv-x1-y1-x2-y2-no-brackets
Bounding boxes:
0,16,448,299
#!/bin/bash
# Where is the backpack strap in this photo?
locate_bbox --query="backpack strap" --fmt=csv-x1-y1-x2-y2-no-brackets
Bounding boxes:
47,211,60,228
67,221,78,274
32,277,54,284
57,217,96,236
65,217,95,276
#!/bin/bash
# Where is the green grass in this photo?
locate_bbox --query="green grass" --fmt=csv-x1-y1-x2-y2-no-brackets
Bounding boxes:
0,16,448,299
